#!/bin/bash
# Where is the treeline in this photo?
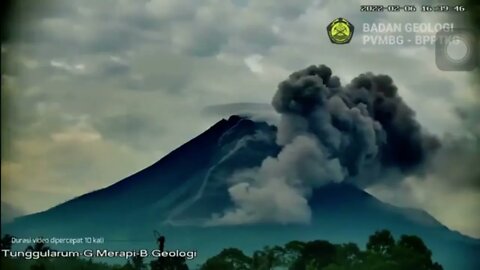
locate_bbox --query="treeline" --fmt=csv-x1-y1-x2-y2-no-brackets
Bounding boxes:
201,230,443,270
1,230,443,270
1,256,122,270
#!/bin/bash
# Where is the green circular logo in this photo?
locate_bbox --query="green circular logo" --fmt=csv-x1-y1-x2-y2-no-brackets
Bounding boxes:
327,18,355,44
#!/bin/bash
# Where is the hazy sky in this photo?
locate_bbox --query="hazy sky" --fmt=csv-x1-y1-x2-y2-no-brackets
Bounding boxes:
1,0,479,237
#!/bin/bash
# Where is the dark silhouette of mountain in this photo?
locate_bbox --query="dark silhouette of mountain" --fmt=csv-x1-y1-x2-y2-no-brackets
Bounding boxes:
3,116,479,270
12,116,278,225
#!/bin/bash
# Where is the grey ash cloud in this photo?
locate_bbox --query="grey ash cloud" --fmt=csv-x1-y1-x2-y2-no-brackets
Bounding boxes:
2,0,477,237
429,106,480,192
344,73,441,173
273,65,439,181
211,64,440,225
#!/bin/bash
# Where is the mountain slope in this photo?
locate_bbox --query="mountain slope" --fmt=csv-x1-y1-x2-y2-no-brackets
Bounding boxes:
3,116,479,270
8,116,279,229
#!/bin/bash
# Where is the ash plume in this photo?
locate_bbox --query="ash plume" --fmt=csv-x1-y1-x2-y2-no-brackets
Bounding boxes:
209,64,439,225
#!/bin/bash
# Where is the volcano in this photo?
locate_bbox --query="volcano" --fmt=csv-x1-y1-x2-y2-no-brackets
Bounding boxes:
3,116,480,270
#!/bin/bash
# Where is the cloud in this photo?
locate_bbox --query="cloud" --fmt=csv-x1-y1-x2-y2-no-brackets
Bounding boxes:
244,54,264,74
1,201,25,223
92,113,164,150
248,0,316,20
202,102,279,126
1,0,478,237
367,175,480,238
209,134,342,225
50,60,86,73
209,179,311,225
210,65,441,225
368,102,480,238
202,102,272,116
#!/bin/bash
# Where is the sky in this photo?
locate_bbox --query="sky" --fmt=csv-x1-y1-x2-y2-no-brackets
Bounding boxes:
1,0,479,237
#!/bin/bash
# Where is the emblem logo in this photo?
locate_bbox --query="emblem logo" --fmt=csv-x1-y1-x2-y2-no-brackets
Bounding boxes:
327,18,355,44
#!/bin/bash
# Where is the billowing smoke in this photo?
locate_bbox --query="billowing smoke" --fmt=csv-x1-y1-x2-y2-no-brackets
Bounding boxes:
208,65,439,225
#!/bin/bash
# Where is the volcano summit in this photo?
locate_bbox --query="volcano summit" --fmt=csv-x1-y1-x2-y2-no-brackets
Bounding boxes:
3,65,479,270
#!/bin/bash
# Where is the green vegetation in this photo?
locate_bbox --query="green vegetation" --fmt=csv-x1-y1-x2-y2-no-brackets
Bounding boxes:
1,230,443,270
1,256,124,270
200,229,444,270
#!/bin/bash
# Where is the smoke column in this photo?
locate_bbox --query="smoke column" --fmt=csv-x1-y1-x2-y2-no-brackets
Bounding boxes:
208,64,439,225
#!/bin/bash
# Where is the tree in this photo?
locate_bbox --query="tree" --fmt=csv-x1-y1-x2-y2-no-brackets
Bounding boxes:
151,257,189,270
26,240,51,253
366,230,395,256
200,248,251,270
120,261,135,270
198,230,444,270
323,263,346,270
282,240,305,266
252,245,286,270
150,235,189,270
0,234,13,251
25,239,51,270
397,235,432,257
290,240,336,270
391,235,442,270
130,254,146,270
201,256,236,270
333,243,361,269
304,240,336,269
